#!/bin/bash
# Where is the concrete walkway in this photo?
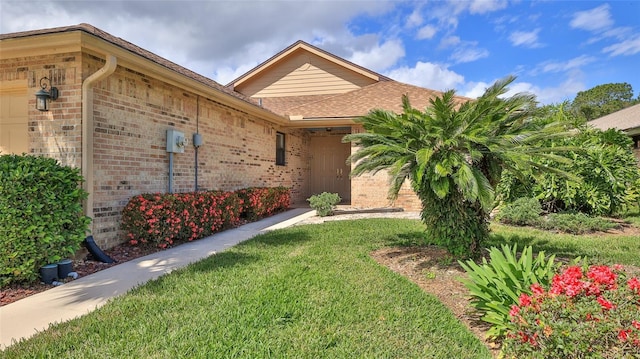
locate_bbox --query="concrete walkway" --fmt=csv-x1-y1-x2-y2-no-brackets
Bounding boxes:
0,207,316,350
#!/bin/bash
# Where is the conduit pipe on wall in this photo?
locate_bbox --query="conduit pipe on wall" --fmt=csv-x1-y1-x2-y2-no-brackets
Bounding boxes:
82,54,117,227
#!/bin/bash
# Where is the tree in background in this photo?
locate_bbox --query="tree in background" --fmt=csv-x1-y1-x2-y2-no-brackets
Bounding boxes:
570,82,639,121
345,76,572,258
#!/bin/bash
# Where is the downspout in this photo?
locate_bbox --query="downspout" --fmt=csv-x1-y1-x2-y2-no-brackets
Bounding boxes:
82,54,117,228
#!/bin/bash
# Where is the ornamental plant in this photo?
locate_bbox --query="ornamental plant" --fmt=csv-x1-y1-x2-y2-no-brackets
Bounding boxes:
122,187,290,249
0,155,90,287
458,244,560,339
496,197,542,226
236,187,290,220
503,265,640,358
307,192,341,217
121,191,243,248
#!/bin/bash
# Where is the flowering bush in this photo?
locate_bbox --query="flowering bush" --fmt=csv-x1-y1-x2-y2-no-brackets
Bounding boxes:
236,187,290,220
121,191,243,248
122,187,290,249
503,264,640,358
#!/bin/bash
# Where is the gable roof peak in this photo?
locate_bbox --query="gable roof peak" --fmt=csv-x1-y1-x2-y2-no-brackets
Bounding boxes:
226,39,392,88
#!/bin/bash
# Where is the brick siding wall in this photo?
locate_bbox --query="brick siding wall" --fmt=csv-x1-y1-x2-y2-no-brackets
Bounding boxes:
86,55,310,247
348,125,422,211
0,52,83,167
2,50,425,250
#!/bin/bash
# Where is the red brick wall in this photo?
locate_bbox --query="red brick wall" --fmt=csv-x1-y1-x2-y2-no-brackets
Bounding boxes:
348,125,422,211
87,55,309,247
2,51,424,250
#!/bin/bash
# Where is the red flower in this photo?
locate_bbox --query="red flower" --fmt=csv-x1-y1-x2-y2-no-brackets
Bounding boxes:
619,329,631,341
588,265,617,288
510,304,520,318
596,296,614,310
531,283,545,296
519,293,532,307
628,277,640,293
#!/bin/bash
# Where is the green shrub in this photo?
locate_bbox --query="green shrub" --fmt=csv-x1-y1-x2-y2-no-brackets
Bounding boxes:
503,265,640,358
236,187,290,220
498,127,640,216
458,244,559,339
307,192,341,217
497,198,542,226
122,191,242,248
0,155,90,287
540,212,619,234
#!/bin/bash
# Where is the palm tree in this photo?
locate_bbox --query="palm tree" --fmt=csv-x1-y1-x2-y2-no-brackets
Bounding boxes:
344,76,571,257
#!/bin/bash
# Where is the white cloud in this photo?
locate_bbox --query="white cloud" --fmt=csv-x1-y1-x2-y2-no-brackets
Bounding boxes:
439,36,488,64
462,74,585,104
570,4,613,32
440,36,461,48
348,39,406,72
509,29,543,48
603,34,640,56
407,9,423,27
416,25,437,40
450,47,490,64
533,55,597,75
385,62,465,91
468,0,509,14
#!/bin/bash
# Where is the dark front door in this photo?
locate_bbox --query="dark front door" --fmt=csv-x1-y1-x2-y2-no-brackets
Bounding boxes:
310,135,351,203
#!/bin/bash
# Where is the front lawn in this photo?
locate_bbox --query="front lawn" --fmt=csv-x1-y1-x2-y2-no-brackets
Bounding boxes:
2,219,491,358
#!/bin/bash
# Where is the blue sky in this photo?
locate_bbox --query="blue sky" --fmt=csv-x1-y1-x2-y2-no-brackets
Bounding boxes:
1,1,639,104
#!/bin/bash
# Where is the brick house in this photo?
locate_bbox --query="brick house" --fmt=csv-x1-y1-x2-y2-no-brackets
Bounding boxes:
1,24,463,248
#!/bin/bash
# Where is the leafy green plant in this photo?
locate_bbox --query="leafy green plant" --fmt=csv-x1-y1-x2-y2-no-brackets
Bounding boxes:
458,244,560,339
307,192,341,217
345,76,574,258
236,187,290,220
0,154,90,287
539,212,619,234
498,126,640,216
496,197,542,226
503,265,640,358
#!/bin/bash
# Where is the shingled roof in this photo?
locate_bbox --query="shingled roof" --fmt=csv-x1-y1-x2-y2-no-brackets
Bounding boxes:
283,81,470,119
588,103,640,133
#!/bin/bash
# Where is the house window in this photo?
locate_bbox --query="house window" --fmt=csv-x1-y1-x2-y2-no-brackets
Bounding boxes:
276,132,285,166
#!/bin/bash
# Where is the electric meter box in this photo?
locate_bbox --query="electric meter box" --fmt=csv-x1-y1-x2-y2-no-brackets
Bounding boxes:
166,129,186,153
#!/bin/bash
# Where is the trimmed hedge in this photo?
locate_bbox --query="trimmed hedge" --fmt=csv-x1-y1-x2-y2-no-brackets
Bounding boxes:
122,187,290,248
0,155,90,287
236,186,290,220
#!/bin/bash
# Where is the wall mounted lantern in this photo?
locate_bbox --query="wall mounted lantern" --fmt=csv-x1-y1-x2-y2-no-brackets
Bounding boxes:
35,77,59,111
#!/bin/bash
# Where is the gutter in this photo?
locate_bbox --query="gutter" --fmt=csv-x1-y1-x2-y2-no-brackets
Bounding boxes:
82,54,117,226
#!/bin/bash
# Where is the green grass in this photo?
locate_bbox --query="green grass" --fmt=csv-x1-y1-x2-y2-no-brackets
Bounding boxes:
2,219,491,359
489,223,640,266
624,209,640,227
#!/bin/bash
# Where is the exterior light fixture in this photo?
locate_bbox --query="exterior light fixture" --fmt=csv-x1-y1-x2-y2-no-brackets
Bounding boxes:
35,77,59,111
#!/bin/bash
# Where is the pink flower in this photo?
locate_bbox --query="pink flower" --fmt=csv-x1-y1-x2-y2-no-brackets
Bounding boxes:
531,283,545,296
510,305,520,318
